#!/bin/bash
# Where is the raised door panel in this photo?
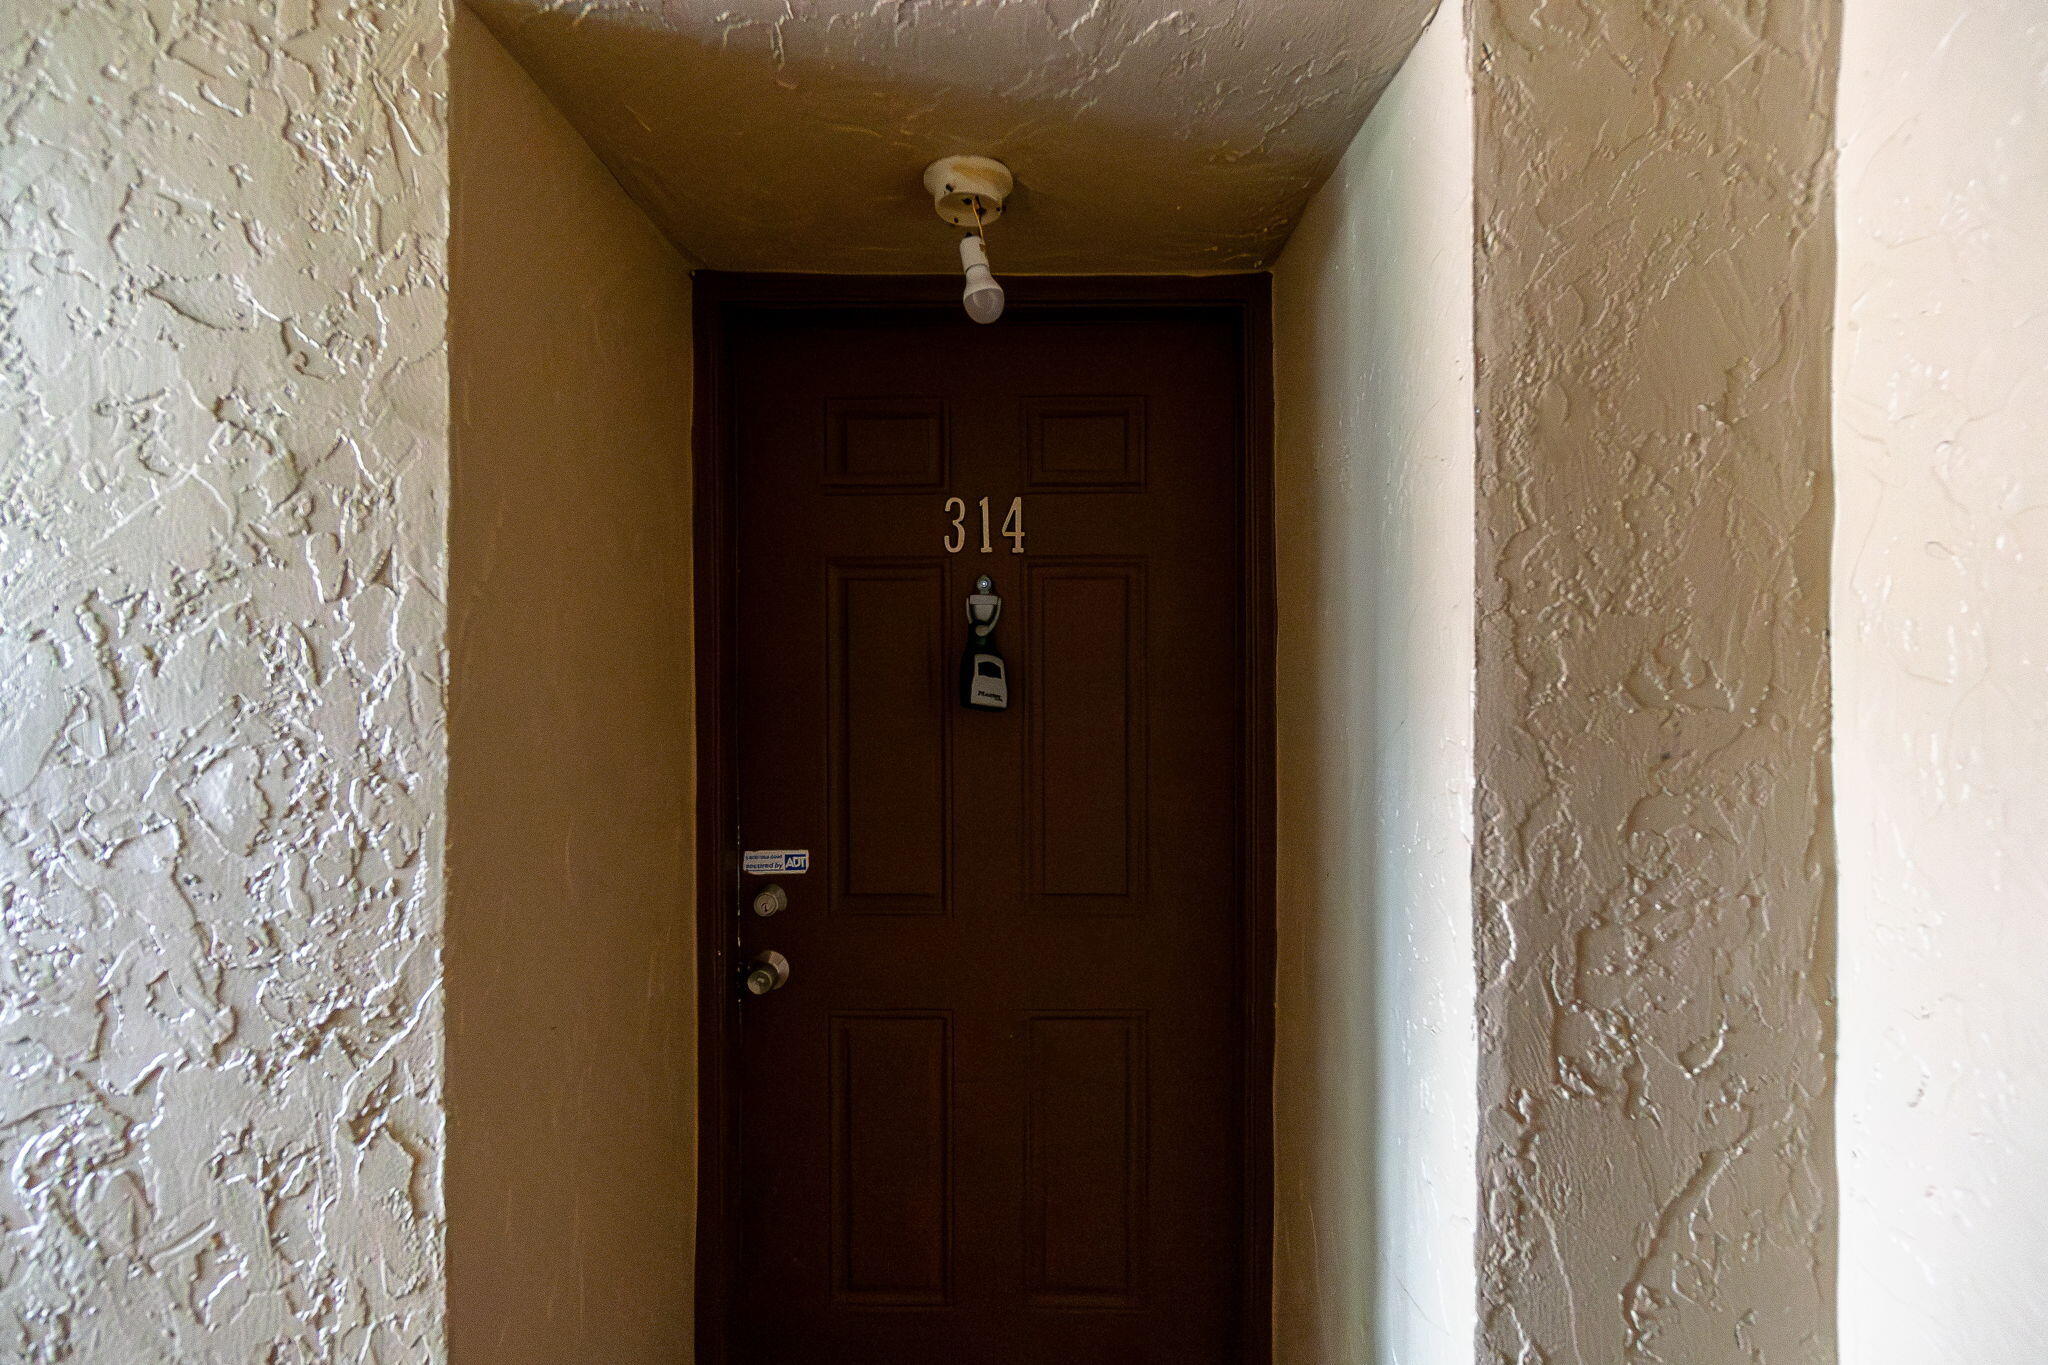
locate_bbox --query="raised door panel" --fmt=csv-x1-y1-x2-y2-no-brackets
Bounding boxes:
1024,1013,1149,1308
826,397,949,492
1023,395,1148,491
1026,560,1148,912
831,1012,954,1305
828,562,951,915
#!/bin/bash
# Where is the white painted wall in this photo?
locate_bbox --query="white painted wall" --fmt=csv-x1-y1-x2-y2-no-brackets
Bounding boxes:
0,2,449,1360
1270,11,1476,1362
1834,5,2048,1360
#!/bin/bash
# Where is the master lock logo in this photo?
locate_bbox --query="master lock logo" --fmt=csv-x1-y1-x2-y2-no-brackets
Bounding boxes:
965,651,1009,710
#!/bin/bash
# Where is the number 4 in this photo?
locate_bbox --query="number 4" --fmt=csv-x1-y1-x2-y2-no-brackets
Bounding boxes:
1001,496,1025,553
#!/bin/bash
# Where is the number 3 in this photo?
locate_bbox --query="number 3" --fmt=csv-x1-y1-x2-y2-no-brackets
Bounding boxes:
943,496,966,553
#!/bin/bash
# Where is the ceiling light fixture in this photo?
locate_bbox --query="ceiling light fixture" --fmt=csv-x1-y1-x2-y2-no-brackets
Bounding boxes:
924,155,1013,325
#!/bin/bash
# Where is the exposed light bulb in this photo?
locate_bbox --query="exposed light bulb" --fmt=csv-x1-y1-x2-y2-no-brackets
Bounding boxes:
959,232,1005,325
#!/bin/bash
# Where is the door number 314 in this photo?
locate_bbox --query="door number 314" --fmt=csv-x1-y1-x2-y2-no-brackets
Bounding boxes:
944,496,1025,554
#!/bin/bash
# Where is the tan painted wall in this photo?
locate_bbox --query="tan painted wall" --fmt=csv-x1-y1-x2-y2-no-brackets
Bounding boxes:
446,10,695,1361
0,2,450,1359
1270,11,1476,1363
1467,1,1838,1360
1834,4,2048,1358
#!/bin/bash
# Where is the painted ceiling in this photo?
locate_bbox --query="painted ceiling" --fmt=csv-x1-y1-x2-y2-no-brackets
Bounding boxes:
467,0,1440,274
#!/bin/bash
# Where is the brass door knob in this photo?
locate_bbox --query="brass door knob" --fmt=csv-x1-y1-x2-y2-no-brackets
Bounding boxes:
742,950,791,996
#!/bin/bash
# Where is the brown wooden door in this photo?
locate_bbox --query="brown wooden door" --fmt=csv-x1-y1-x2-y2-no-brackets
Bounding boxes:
715,287,1267,1364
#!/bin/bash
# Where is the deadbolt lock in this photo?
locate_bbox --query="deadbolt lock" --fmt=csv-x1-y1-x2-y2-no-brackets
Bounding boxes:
751,883,788,917
742,950,791,997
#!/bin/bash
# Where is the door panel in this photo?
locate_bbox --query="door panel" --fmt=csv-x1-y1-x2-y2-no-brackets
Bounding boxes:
830,1012,953,1305
827,563,951,915
723,300,1256,1364
1023,1012,1147,1308
1026,561,1146,909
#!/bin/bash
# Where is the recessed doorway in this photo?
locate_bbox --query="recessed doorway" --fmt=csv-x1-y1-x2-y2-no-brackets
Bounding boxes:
692,275,1275,1365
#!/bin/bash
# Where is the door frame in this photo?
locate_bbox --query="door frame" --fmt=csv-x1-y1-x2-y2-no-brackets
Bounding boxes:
691,273,1275,1364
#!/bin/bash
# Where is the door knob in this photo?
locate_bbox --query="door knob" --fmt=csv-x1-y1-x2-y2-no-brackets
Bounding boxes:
742,950,791,996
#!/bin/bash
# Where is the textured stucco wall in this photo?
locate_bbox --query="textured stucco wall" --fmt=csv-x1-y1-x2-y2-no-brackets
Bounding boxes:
1271,10,1476,1363
1833,5,2048,1360
445,10,696,1362
1467,2,1838,1361
469,0,1436,274
0,1,450,1361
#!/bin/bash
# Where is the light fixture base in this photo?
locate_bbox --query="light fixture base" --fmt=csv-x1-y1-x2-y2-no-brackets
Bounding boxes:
924,155,1013,228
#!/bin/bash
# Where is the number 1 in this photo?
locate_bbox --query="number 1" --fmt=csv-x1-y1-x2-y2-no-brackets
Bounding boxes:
977,496,993,553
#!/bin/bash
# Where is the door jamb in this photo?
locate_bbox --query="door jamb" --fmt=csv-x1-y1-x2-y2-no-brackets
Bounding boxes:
691,273,1276,1364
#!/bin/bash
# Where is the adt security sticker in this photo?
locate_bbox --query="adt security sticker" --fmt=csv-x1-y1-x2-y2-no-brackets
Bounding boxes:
743,849,810,875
